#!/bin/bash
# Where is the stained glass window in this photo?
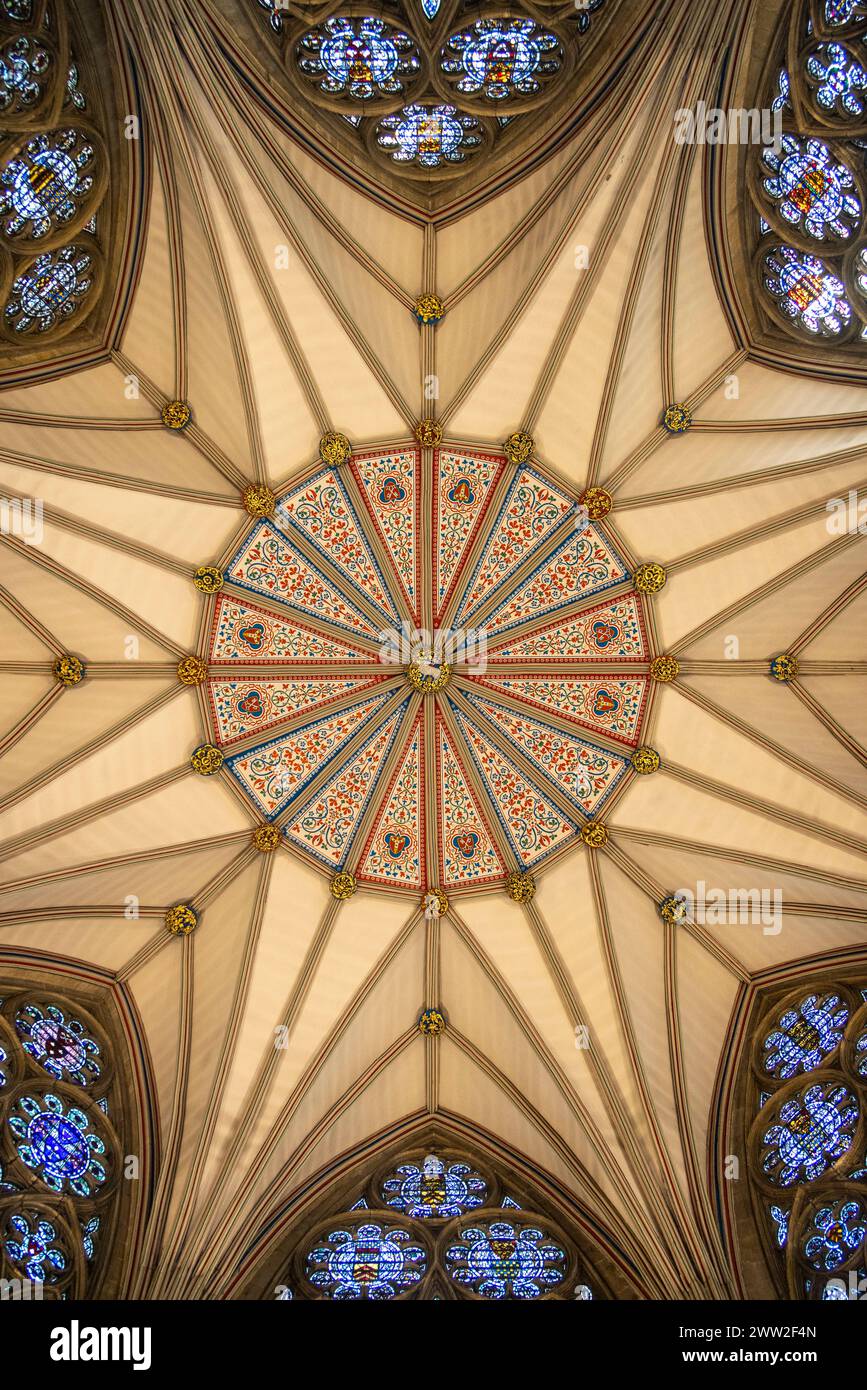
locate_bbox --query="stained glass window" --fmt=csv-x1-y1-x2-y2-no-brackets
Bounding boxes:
0,34,52,115
9,1093,107,1197
824,1,867,26
296,18,419,101
0,129,96,240
440,19,561,102
445,1218,567,1299
374,104,483,168
769,1203,789,1247
380,1154,487,1218
855,1023,867,1076
760,1081,859,1187
759,137,860,240
0,1040,6,1088
81,1214,99,1261
3,243,94,334
806,42,867,117
575,0,606,33
4,1212,66,1284
65,62,85,111
761,993,849,1079
256,0,285,34
771,67,791,111
1,0,32,20
420,0,440,17
802,1198,866,1270
762,245,852,336
15,1001,100,1086
305,1222,427,1299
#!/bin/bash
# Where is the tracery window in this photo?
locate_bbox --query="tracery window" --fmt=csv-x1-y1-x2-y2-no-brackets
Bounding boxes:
0,989,122,1299
745,982,867,1299
750,1,867,343
250,1,606,182
279,1149,596,1300
0,0,109,344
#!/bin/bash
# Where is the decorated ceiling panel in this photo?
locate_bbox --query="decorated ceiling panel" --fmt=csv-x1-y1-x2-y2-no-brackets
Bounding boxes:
0,0,865,1313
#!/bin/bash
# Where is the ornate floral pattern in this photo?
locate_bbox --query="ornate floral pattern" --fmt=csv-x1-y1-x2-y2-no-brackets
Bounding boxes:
206,441,649,890
358,715,425,888
436,716,505,886
209,596,373,665
208,677,387,745
225,691,392,819
456,709,579,868
351,448,421,622
285,703,410,868
277,469,399,624
434,447,503,618
456,467,575,623
487,593,647,662
483,525,630,641
467,675,648,745
460,693,629,817
226,522,380,639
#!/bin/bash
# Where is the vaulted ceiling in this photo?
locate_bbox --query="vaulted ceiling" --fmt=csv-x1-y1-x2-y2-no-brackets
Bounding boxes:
0,0,865,1299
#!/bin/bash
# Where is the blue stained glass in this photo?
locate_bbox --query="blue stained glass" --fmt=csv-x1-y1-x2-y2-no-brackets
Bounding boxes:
0,1041,6,1088
4,1213,66,1283
760,137,860,239
256,0,285,34
575,0,606,33
445,1219,566,1299
81,1215,99,1260
306,1222,426,1299
807,43,867,116
855,1026,867,1077
4,243,94,334
421,0,440,17
769,1204,789,1247
296,17,418,101
763,245,851,336
1,0,32,19
15,1001,100,1086
380,1154,487,1218
375,104,483,169
761,1082,859,1187
824,0,867,23
771,68,790,111
441,18,561,101
0,35,51,114
0,129,96,239
762,993,849,1079
9,1093,106,1197
803,1199,866,1270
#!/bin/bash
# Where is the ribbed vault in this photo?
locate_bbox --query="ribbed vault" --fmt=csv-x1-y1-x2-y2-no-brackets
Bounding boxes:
0,0,864,1299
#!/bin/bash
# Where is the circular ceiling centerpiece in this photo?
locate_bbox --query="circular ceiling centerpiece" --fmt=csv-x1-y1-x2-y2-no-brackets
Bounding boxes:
203,441,655,897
